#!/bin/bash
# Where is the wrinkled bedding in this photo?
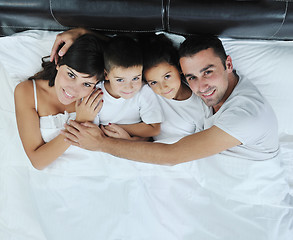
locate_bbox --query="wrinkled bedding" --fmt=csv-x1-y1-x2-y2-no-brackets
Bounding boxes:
0,30,292,240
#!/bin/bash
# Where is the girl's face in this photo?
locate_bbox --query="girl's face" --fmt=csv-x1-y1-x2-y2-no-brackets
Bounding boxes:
104,65,143,99
144,62,182,100
55,65,98,105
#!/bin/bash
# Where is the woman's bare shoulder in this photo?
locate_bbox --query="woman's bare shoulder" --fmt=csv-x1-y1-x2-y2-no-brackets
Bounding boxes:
14,80,34,96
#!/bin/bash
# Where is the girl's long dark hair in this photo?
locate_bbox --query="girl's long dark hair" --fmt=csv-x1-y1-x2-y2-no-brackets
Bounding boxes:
29,34,105,87
140,33,185,83
141,33,181,72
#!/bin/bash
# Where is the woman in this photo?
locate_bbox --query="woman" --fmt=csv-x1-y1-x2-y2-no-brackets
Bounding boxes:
14,33,105,170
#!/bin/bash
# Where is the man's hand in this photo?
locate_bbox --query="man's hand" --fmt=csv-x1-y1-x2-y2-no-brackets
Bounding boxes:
61,120,105,151
50,28,90,64
75,88,103,123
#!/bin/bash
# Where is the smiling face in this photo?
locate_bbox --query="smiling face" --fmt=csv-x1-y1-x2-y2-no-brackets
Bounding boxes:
104,65,143,99
180,48,233,110
144,62,182,100
54,65,98,105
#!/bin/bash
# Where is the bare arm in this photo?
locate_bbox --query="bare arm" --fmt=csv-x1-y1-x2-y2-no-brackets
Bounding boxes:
117,122,161,137
101,124,150,141
63,121,241,165
14,81,71,170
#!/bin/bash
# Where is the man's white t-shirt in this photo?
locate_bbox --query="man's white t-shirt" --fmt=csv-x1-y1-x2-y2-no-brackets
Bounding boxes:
193,75,290,204
94,82,163,126
203,75,279,160
153,92,206,142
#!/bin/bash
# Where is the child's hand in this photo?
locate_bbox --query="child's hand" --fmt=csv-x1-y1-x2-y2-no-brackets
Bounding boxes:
75,88,103,123
101,123,131,140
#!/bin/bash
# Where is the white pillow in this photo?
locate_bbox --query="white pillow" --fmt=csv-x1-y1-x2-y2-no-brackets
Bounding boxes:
222,39,293,136
0,30,59,111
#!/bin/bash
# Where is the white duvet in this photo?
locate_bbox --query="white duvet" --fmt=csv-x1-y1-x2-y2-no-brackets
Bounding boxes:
0,30,293,240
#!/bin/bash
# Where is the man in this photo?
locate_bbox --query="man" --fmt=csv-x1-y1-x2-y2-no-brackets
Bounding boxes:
62,35,279,166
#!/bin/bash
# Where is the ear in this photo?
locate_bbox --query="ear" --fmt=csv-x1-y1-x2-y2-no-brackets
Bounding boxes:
225,55,233,73
104,69,109,80
56,65,60,71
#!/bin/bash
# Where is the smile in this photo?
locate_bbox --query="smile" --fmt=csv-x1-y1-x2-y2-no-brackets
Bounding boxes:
121,91,133,95
202,89,216,98
63,89,74,99
164,89,173,95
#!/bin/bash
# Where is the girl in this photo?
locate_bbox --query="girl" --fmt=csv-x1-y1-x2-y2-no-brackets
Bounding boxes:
142,34,207,142
14,34,105,170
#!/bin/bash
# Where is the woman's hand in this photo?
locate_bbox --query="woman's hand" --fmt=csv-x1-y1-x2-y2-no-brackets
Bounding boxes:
101,124,132,140
50,28,90,64
75,88,103,123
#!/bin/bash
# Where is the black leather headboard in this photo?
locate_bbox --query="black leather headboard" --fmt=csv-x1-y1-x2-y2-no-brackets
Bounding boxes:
0,0,292,40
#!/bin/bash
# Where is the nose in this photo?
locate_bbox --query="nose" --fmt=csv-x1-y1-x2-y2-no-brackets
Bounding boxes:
159,81,168,90
66,81,79,95
125,81,134,90
198,78,209,93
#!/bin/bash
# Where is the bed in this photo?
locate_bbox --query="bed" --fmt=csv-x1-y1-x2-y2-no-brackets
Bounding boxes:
0,1,293,240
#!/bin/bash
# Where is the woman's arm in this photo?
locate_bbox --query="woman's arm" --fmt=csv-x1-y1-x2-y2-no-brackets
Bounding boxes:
14,81,70,170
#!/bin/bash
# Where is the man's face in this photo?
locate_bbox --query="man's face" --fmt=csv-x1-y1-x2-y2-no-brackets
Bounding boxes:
179,48,233,110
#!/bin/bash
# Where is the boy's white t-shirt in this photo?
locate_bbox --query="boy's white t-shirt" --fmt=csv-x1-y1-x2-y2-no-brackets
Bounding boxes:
153,92,207,142
203,75,279,160
94,82,163,126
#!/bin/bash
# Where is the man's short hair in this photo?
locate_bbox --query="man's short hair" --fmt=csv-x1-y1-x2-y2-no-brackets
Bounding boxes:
179,35,227,68
104,35,143,72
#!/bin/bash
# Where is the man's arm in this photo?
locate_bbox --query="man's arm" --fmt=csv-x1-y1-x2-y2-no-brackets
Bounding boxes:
50,28,109,63
62,121,241,165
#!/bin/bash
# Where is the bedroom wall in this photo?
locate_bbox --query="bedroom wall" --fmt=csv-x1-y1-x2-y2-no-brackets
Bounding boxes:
0,0,292,40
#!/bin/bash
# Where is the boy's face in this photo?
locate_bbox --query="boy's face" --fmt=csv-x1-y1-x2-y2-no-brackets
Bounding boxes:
105,66,143,99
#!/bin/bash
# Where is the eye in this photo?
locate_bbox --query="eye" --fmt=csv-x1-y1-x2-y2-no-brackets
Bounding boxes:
133,76,140,81
83,82,92,87
164,74,171,80
187,76,196,81
68,72,75,79
149,81,157,86
116,79,124,82
204,70,212,76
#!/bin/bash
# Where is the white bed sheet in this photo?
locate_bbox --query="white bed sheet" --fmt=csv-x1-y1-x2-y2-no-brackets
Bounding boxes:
0,30,293,240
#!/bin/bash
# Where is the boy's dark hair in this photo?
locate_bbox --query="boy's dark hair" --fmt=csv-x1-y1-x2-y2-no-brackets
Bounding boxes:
179,35,227,68
29,34,105,86
103,35,143,72
142,33,181,73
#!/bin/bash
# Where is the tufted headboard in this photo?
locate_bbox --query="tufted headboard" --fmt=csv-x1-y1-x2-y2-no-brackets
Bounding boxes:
0,0,293,40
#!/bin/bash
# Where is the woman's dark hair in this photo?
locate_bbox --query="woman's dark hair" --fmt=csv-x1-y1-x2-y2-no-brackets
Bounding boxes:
140,33,182,82
29,34,105,86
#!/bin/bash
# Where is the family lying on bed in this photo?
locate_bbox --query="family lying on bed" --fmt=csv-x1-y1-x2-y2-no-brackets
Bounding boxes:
15,27,283,165
13,28,292,237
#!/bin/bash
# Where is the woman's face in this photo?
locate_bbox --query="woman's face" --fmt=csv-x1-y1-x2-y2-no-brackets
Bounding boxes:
55,65,98,105
144,62,182,100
